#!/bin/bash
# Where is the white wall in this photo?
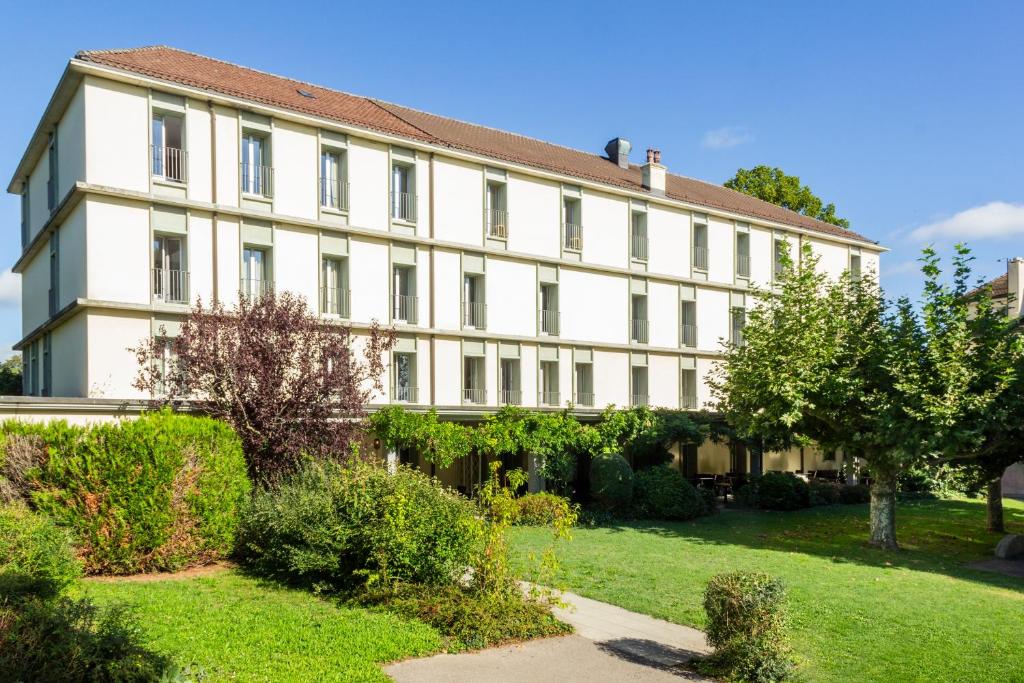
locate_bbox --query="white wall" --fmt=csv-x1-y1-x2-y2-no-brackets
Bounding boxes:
647,205,689,278
58,84,86,200
84,77,148,193
809,237,849,281
507,174,560,258
275,224,318,305
188,212,214,304
273,120,318,220
86,197,150,305
696,288,729,351
21,248,49,333
186,100,213,203
433,337,461,405
485,257,535,336
51,311,87,397
521,344,538,407
215,215,241,305
593,349,629,407
581,190,627,269
214,107,239,207
433,249,462,330
433,157,482,246
560,268,628,345
648,281,679,348
58,202,87,308
648,353,678,408
348,138,388,230
748,226,773,286
707,216,735,284
349,236,389,323
85,310,149,399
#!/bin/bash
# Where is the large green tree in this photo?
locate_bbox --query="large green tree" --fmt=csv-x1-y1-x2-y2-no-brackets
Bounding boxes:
724,166,849,228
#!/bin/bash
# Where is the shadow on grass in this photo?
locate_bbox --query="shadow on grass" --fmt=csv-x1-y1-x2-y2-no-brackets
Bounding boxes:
582,498,1024,592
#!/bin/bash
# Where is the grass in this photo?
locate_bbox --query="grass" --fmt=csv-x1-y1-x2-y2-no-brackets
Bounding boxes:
511,497,1024,683
80,570,441,682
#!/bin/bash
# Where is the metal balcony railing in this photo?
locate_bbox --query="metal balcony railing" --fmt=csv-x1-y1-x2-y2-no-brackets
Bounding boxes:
574,391,595,407
391,191,416,222
153,268,190,304
539,391,560,407
392,384,419,403
631,318,649,344
462,387,486,404
539,309,560,335
733,327,746,347
240,278,274,299
463,301,486,328
241,162,273,198
487,208,509,238
681,323,697,348
680,395,699,410
774,259,785,278
632,393,650,407
693,245,709,271
631,232,649,261
563,222,583,251
393,294,418,324
320,286,350,317
151,145,187,183
737,253,751,277
320,177,350,211
499,388,522,405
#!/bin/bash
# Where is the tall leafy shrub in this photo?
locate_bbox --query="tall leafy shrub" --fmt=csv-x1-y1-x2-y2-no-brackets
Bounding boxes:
589,453,633,511
634,466,705,520
0,504,82,599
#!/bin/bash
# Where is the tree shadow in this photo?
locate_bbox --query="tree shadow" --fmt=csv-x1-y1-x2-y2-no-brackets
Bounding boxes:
594,637,707,680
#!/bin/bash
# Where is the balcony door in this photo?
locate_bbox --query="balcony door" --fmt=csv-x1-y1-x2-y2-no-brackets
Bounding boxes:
153,235,185,303
243,247,268,298
241,134,266,195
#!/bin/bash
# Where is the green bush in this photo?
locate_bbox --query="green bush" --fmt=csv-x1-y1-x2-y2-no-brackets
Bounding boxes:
698,485,719,515
808,480,841,506
5,410,250,575
838,483,871,504
589,453,633,511
514,493,576,526
0,596,174,682
0,504,82,600
237,461,479,588
701,571,794,683
737,473,810,511
634,466,705,520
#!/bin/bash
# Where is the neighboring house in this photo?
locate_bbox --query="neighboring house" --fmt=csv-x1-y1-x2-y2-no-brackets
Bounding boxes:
7,46,884,477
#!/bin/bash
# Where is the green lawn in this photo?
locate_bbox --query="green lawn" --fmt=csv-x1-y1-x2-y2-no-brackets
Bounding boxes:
80,571,441,682
511,497,1024,683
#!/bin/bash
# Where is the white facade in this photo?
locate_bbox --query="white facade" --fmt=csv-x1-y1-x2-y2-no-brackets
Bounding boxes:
10,57,883,419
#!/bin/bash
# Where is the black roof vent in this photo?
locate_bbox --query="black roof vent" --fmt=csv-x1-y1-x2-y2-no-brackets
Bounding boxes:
297,88,316,99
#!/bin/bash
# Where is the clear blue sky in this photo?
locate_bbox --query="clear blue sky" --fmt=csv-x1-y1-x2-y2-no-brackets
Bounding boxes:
1,1,1021,354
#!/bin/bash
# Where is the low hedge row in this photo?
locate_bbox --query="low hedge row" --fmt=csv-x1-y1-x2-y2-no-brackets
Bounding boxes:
739,472,871,511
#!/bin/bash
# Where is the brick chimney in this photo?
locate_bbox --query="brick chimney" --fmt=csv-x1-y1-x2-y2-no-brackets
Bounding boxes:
641,148,666,195
1008,257,1024,318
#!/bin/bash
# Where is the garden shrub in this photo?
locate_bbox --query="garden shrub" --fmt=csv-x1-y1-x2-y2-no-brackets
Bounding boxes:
838,483,871,504
237,460,478,588
514,492,576,526
698,485,719,515
633,466,705,520
700,571,794,683
808,480,841,506
0,504,82,600
589,453,633,510
5,410,250,575
737,473,810,511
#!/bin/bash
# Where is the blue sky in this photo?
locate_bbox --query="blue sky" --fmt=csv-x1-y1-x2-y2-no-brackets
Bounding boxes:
1,1,1021,354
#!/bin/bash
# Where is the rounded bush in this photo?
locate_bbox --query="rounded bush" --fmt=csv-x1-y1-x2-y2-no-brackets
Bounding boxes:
738,473,810,511
808,480,841,506
514,493,575,527
10,410,250,575
838,483,871,504
237,461,479,588
589,453,633,511
0,504,82,600
634,466,705,520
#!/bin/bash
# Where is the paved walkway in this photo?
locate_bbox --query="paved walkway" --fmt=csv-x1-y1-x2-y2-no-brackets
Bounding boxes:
385,588,712,682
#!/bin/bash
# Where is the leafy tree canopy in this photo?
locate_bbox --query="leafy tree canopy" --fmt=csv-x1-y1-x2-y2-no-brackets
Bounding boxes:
724,165,850,229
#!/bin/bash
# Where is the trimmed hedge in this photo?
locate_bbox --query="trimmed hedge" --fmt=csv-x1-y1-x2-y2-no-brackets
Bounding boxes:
2,410,250,575
589,453,633,511
0,504,82,600
737,473,810,511
634,466,705,520
514,493,576,527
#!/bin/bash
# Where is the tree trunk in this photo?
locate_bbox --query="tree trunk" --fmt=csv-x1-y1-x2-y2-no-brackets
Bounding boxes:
987,477,1004,533
869,471,898,550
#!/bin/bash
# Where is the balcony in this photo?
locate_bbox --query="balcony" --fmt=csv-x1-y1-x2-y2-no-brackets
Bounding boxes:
563,222,583,251
499,389,522,406
487,208,509,239
320,286,350,317
463,301,486,329
392,384,419,403
574,391,595,407
153,268,190,304
539,391,560,407
462,387,486,404
737,254,751,278
391,191,417,222
240,162,273,198
632,393,650,407
681,323,697,348
151,145,187,183
680,394,699,410
631,319,649,344
631,233,648,261
320,177,350,211
240,278,274,299
393,294,418,324
539,309,560,336
693,246,709,271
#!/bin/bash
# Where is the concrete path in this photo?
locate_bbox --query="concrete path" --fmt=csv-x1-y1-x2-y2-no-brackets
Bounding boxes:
385,588,712,682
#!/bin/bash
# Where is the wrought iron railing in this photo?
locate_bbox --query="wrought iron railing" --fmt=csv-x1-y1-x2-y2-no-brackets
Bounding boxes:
391,191,416,222
539,391,560,407
737,253,751,277
631,232,648,261
320,177,350,211
499,389,522,405
681,323,697,348
563,222,583,251
487,208,509,238
153,268,189,304
240,162,273,198
631,318,649,344
463,301,486,328
462,387,486,404
392,384,419,403
680,394,699,410
320,286,350,317
240,278,274,299
151,145,187,183
575,391,595,407
393,294,418,324
632,393,650,407
539,309,560,335
693,245,709,270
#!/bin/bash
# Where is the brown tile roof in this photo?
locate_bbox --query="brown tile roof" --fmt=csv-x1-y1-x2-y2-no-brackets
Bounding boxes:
967,272,1008,299
76,46,875,245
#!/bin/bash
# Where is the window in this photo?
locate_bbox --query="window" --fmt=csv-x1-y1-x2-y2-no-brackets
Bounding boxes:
463,274,486,329
631,366,649,407
540,360,559,406
21,349,30,396
499,358,521,405
463,355,485,404
391,163,416,221
321,257,349,317
736,232,750,277
539,283,559,335
241,132,271,197
393,352,417,402
47,132,58,211
681,368,698,409
28,342,39,396
574,362,594,406
692,221,708,271
486,182,508,238
563,198,582,250
153,235,187,304
241,247,270,298
680,442,699,478
393,265,417,324
773,237,787,278
631,294,648,344
730,442,748,475
631,211,648,261
152,113,185,182
154,338,175,396
320,148,348,210
850,253,862,280
41,334,52,397
731,308,746,347
20,184,29,248
681,300,697,348
48,232,59,317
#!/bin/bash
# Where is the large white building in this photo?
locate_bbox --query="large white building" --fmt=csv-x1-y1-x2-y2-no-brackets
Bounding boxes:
8,47,882,473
